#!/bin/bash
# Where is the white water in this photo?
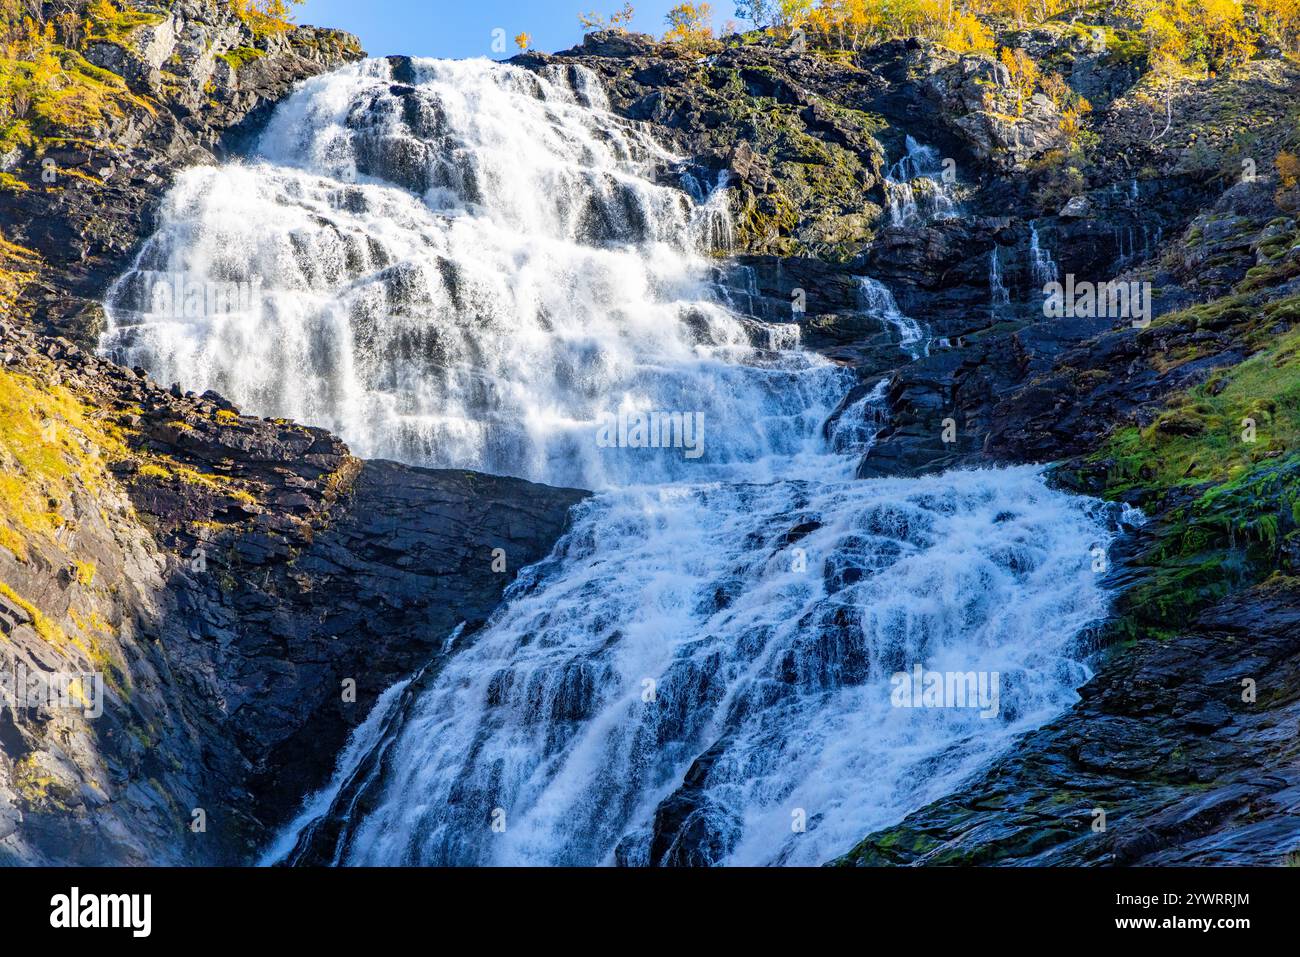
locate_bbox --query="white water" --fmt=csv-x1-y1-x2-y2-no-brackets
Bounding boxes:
885,136,959,227
1113,222,1162,270
827,377,890,455
101,58,1126,866
1029,224,1059,289
858,277,927,357
989,248,1010,317
257,674,413,866
327,465,1119,867
100,58,831,490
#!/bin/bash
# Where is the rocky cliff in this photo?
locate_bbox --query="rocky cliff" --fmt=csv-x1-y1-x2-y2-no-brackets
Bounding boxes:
0,323,583,864
3,6,1299,866
3,0,363,343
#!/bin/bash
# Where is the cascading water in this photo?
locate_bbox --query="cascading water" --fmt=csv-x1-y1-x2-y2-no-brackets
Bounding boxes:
988,247,1010,317
101,57,1131,867
858,277,926,357
290,464,1123,867
1112,222,1162,270
825,377,890,454
885,135,959,227
1028,224,1059,289
100,58,820,490
887,178,919,227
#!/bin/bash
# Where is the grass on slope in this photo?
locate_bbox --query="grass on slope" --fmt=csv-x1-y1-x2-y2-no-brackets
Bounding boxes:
1103,319,1300,494
1094,306,1300,635
0,362,128,562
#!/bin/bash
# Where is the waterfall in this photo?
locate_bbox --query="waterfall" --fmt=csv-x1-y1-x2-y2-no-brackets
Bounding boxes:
257,674,414,866
100,57,1128,867
100,58,833,490
718,263,762,317
684,168,736,253
857,277,926,357
826,377,890,454
887,177,918,227
988,248,1010,317
293,465,1122,867
885,135,958,227
1028,225,1059,289
1112,222,1161,270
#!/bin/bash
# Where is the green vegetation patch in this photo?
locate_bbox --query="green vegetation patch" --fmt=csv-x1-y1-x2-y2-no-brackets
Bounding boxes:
1093,312,1300,634
1104,317,1300,494
218,46,266,70
83,4,165,45
0,363,129,562
1,41,155,154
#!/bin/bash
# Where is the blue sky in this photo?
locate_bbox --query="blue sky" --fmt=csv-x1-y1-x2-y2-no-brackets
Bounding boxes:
300,1,746,60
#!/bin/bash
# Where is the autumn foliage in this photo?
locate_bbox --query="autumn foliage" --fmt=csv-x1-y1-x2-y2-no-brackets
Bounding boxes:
664,3,715,47
724,0,1293,73
580,3,636,32
1,0,304,158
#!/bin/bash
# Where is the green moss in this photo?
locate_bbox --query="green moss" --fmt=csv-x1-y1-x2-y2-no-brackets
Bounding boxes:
1101,322,1300,495
85,7,166,45
136,458,260,505
218,46,266,70
1064,24,1147,65
1092,300,1300,633
1098,451,1300,636
12,754,59,806
1238,228,1300,292
837,826,944,866
73,560,96,586
0,43,156,154
0,230,40,316
68,607,128,697
136,462,171,481
735,188,799,253
678,74,884,256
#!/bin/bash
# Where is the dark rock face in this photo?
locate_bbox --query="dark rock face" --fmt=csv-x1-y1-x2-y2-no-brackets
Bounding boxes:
557,28,659,59
984,176,1299,471
0,325,586,864
206,460,587,835
923,49,1068,172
